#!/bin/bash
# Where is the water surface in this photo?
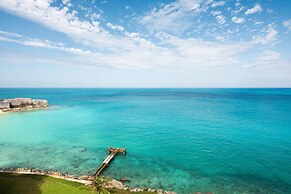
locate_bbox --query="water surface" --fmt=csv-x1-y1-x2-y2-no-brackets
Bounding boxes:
0,88,291,193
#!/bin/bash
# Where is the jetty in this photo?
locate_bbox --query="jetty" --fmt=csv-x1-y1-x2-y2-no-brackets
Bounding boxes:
93,147,126,177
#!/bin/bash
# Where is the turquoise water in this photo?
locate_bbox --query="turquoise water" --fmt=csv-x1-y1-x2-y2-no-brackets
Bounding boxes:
0,89,291,193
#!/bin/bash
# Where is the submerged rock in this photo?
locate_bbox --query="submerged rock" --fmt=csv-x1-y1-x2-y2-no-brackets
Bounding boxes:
120,177,130,182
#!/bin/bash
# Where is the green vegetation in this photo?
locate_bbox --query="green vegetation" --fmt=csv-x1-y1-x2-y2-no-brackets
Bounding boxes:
0,172,95,194
92,176,109,194
0,173,151,194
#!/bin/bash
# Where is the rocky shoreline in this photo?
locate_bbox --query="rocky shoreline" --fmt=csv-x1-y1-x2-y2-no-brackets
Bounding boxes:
0,168,176,194
0,98,48,113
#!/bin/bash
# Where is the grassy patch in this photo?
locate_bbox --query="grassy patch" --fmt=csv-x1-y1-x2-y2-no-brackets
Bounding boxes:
0,173,95,194
0,173,43,194
0,173,153,194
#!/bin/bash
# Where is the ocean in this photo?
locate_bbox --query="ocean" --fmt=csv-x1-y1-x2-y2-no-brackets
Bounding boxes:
0,88,291,193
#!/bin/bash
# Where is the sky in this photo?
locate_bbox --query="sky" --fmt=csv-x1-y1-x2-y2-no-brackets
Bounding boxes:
0,0,290,88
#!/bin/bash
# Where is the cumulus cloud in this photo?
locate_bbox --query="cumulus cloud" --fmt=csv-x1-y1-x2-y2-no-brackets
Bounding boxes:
245,4,262,15
232,16,245,24
283,19,291,31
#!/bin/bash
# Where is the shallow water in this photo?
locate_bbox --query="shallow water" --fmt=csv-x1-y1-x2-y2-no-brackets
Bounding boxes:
0,88,291,193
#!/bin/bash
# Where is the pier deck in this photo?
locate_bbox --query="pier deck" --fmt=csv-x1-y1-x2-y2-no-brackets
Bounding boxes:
93,147,126,177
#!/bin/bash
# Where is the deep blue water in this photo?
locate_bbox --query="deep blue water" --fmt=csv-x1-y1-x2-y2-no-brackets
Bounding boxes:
0,88,291,193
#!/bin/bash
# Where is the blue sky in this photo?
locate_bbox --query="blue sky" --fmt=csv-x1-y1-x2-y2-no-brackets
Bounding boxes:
0,0,290,87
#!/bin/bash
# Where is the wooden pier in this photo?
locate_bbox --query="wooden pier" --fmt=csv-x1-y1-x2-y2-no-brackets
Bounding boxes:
93,147,126,177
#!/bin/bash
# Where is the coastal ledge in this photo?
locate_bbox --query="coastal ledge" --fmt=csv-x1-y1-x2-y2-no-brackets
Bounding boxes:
0,168,176,194
0,98,48,113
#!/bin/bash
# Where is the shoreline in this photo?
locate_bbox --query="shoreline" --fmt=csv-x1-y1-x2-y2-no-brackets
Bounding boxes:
0,168,175,194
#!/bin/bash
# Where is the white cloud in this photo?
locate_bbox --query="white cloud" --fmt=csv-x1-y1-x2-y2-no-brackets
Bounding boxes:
0,0,284,74
216,15,226,25
211,1,225,7
245,4,262,15
232,16,245,24
0,0,129,52
91,13,101,20
106,23,125,31
0,30,23,37
139,0,203,34
231,6,244,15
258,50,280,64
266,8,273,13
244,50,281,68
0,29,253,71
254,21,264,25
283,19,291,31
62,0,70,5
252,24,278,45
211,10,221,16
0,31,91,55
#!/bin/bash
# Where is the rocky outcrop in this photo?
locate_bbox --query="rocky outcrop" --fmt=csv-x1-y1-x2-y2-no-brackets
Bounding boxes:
32,99,48,108
9,98,33,108
0,100,10,109
0,98,48,112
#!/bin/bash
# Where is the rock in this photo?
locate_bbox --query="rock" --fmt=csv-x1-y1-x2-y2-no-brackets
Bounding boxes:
87,177,95,181
0,100,10,109
32,169,41,174
48,171,63,177
120,177,130,182
79,175,89,180
103,179,126,189
157,189,163,194
9,98,32,108
32,99,48,108
16,168,25,172
0,98,48,112
65,175,76,179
